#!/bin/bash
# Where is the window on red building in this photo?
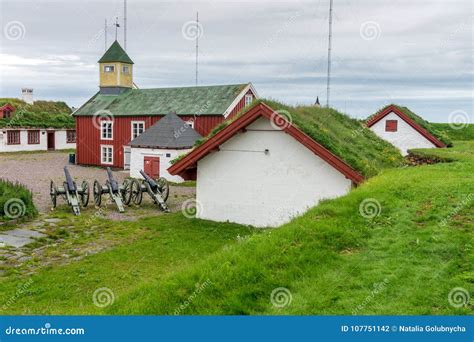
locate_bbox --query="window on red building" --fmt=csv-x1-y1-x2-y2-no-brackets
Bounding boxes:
67,130,76,143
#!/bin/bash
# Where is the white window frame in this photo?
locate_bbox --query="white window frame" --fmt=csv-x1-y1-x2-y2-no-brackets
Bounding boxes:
101,121,113,140
244,94,253,106
122,65,130,74
131,121,145,139
101,145,114,165
104,65,115,73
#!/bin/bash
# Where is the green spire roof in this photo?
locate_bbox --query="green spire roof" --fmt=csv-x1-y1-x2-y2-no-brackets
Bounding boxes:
98,40,134,64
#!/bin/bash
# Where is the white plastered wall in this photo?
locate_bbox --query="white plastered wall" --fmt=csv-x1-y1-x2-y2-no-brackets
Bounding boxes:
196,117,353,228
369,112,436,155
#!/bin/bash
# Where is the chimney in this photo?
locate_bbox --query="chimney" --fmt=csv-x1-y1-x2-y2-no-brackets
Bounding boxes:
21,88,34,104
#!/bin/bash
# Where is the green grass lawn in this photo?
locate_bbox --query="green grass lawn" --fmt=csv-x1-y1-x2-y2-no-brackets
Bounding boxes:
0,142,472,315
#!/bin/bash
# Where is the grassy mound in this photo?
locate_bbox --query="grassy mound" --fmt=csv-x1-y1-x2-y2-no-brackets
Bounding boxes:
0,110,75,129
0,98,74,129
193,100,405,178
0,179,37,221
0,98,71,114
110,141,473,315
432,123,474,141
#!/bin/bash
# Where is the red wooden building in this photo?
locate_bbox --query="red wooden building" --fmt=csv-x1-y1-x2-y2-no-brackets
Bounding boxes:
73,41,258,169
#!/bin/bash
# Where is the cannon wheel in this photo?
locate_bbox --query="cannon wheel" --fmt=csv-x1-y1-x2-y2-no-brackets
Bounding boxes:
156,177,170,202
130,179,143,205
93,180,102,207
80,181,90,207
122,179,132,205
50,180,58,208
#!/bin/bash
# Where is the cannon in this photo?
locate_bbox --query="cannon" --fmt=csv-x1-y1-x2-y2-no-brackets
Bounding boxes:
125,170,170,212
50,166,90,215
92,167,131,212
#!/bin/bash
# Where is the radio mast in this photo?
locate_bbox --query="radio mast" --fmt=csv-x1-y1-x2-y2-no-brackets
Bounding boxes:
326,0,334,107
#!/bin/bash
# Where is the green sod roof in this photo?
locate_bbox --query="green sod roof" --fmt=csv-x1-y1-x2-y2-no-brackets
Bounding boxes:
73,84,249,116
98,40,134,64
190,99,405,178
369,104,453,147
0,98,74,128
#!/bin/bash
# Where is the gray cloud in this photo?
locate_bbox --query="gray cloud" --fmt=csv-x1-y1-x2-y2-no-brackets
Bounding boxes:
0,0,472,122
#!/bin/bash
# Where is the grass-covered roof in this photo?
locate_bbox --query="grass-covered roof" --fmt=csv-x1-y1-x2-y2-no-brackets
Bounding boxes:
368,104,453,147
73,84,249,117
0,98,74,128
192,99,405,178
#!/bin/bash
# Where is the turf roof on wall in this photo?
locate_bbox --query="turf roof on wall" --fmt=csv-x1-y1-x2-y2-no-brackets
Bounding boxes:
368,104,453,147
191,99,405,178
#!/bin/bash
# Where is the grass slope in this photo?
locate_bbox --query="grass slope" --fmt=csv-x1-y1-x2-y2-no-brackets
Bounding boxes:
193,100,404,178
111,142,473,315
0,213,255,314
432,123,474,142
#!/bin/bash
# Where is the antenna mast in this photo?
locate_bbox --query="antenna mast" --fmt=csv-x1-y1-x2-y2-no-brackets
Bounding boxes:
124,0,127,50
195,11,199,87
326,0,333,107
104,18,107,51
115,17,119,41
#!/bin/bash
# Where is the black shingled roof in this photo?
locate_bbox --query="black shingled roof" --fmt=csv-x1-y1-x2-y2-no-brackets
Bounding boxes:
129,112,201,149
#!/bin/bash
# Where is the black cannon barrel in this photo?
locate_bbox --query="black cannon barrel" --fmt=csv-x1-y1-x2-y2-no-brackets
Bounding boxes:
106,167,119,193
64,166,77,192
139,170,158,190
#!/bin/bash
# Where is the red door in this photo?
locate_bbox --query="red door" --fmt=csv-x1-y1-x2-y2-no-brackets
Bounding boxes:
144,156,160,178
47,131,55,150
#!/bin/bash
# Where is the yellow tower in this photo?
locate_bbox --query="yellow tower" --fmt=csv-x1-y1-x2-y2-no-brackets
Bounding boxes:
98,40,134,94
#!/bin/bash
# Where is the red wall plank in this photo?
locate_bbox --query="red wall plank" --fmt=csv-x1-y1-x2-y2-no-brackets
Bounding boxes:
76,115,225,168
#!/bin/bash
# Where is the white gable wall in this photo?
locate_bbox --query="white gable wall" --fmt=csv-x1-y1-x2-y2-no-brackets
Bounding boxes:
196,117,353,228
130,147,190,183
369,112,436,155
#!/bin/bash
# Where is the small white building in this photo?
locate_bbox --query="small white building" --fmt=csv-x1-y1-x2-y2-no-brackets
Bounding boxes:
0,128,76,152
168,103,364,228
129,112,202,182
367,105,445,155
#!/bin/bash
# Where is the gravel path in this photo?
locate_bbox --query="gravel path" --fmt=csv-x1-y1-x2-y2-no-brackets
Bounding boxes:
0,151,195,213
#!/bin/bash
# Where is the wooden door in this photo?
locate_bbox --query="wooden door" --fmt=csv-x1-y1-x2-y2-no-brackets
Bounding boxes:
47,131,55,150
144,156,160,178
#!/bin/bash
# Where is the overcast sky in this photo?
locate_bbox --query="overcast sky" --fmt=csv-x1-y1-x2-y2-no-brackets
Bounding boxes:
0,0,472,122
